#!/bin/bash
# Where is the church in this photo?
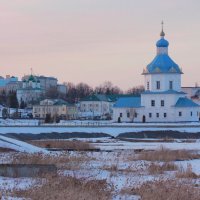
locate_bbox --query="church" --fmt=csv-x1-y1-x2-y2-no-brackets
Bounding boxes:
17,74,44,106
113,24,200,123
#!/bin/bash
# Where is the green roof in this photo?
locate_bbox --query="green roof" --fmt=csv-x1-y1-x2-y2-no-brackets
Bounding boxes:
25,74,41,83
28,75,36,82
81,94,139,102
53,99,74,106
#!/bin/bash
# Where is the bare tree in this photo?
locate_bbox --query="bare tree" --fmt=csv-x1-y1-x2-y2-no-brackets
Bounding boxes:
126,85,144,95
129,108,136,122
95,81,123,95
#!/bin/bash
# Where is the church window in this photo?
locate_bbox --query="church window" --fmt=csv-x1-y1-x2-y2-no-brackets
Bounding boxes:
147,82,150,90
127,112,130,118
191,112,192,116
120,113,122,117
151,100,155,106
179,112,182,117
156,113,159,118
161,100,164,107
156,81,160,90
164,113,167,118
169,81,173,90
134,112,137,118
149,113,152,118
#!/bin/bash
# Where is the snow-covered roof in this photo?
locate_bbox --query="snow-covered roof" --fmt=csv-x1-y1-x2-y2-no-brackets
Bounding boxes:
142,90,186,95
174,97,199,107
114,97,141,108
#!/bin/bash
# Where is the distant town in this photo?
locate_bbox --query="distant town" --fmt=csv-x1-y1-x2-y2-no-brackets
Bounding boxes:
0,73,144,122
0,71,199,124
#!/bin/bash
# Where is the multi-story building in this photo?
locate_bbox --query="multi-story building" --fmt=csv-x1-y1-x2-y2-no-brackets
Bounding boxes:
78,94,113,119
33,99,77,119
5,81,22,93
17,75,44,105
57,84,67,95
0,75,18,92
22,75,58,91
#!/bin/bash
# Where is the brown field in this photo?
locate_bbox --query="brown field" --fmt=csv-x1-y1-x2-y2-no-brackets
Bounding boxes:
12,174,112,200
176,164,200,179
28,140,95,150
148,162,178,174
121,179,200,200
10,151,91,171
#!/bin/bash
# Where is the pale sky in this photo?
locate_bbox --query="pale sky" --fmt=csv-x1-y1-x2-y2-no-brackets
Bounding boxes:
0,0,200,90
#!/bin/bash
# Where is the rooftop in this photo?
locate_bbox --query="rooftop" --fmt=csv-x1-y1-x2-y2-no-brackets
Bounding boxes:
174,97,199,107
114,97,141,108
142,90,186,95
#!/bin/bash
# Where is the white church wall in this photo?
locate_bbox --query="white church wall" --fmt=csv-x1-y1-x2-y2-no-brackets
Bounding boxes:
140,93,197,122
113,107,143,122
144,74,181,92
174,107,199,122
141,93,185,108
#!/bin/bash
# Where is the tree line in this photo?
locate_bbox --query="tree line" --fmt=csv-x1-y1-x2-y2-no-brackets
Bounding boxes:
0,81,144,107
63,81,144,103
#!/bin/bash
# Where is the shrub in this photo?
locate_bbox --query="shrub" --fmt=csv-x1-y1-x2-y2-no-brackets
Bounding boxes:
148,162,178,174
122,179,200,200
176,164,199,179
138,146,200,162
13,175,112,200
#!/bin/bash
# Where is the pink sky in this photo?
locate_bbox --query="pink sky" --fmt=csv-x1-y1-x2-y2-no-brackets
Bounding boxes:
0,0,200,90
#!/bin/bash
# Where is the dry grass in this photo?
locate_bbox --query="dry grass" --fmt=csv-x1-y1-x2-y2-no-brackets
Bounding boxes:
161,137,175,142
12,174,112,200
102,164,118,172
148,162,178,174
10,152,90,170
138,146,200,162
176,164,200,179
180,139,197,143
121,179,200,200
0,147,15,152
101,163,146,174
28,140,95,151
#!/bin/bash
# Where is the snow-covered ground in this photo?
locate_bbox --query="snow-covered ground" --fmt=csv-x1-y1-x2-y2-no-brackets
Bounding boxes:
0,136,200,199
1,119,200,127
95,139,200,151
0,119,39,126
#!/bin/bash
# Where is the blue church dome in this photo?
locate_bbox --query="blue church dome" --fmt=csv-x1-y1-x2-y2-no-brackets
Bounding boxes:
143,24,183,75
156,38,169,47
146,54,182,74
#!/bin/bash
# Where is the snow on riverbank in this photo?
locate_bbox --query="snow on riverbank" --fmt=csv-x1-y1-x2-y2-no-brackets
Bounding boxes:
0,126,200,137
94,139,200,151
0,135,47,153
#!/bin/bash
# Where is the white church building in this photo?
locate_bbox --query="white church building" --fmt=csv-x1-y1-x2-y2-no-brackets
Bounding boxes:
113,25,199,123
